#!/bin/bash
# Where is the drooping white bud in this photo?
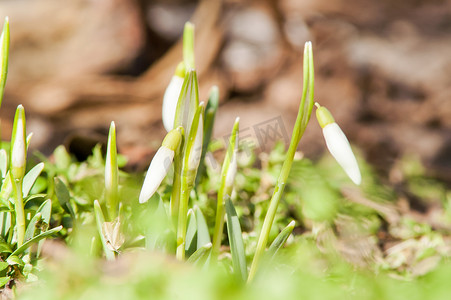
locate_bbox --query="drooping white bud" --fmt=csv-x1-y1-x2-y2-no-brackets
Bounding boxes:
139,128,182,203
316,103,361,185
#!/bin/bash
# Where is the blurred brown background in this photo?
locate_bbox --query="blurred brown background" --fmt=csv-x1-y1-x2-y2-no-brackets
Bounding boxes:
1,0,450,182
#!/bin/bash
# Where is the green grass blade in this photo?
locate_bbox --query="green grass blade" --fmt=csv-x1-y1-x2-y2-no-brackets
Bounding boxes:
54,177,75,220
194,205,211,248
267,221,295,259
185,209,197,256
195,86,219,186
93,200,115,260
22,162,44,197
212,118,239,254
0,17,10,107
24,212,41,243
187,242,212,265
9,225,62,257
225,196,247,282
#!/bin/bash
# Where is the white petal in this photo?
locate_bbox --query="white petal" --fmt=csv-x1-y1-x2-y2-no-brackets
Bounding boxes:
139,147,175,203
323,123,361,185
162,76,184,132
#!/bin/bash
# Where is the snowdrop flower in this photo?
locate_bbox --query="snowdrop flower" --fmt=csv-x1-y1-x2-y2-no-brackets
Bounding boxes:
162,62,185,132
139,127,183,203
11,105,27,181
315,103,361,185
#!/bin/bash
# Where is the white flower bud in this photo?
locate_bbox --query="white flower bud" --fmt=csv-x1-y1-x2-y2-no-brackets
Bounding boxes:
139,128,182,203
139,147,174,204
11,105,27,180
322,123,361,185
316,103,361,185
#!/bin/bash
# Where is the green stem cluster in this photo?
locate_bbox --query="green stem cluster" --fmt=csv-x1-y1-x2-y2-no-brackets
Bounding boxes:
248,42,315,282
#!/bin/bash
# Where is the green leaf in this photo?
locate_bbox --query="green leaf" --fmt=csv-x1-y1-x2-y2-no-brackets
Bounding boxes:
0,276,9,288
212,118,239,254
187,242,212,265
225,196,247,282
54,177,75,219
6,255,23,266
0,232,11,253
24,212,42,243
93,200,115,260
0,261,8,272
185,209,197,256
0,17,10,107
195,86,219,185
22,162,44,197
194,206,210,248
267,220,295,259
53,145,71,170
10,226,62,257
34,199,52,257
174,70,199,136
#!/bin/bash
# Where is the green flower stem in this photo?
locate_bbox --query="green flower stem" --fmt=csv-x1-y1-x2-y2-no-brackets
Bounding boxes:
212,118,239,255
183,22,195,70
0,17,10,108
248,42,314,282
11,175,25,247
176,104,203,260
176,170,190,260
170,158,182,226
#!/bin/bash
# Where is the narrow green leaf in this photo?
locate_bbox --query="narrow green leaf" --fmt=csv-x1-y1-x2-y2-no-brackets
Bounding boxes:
0,17,10,107
54,177,75,219
93,200,115,260
267,220,295,259
173,70,199,137
6,255,22,266
0,215,11,246
145,193,173,251
187,242,212,265
195,205,210,249
185,209,197,256
212,118,239,254
225,196,247,281
9,226,62,257
195,86,219,185
23,162,44,197
35,199,52,257
24,213,41,243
